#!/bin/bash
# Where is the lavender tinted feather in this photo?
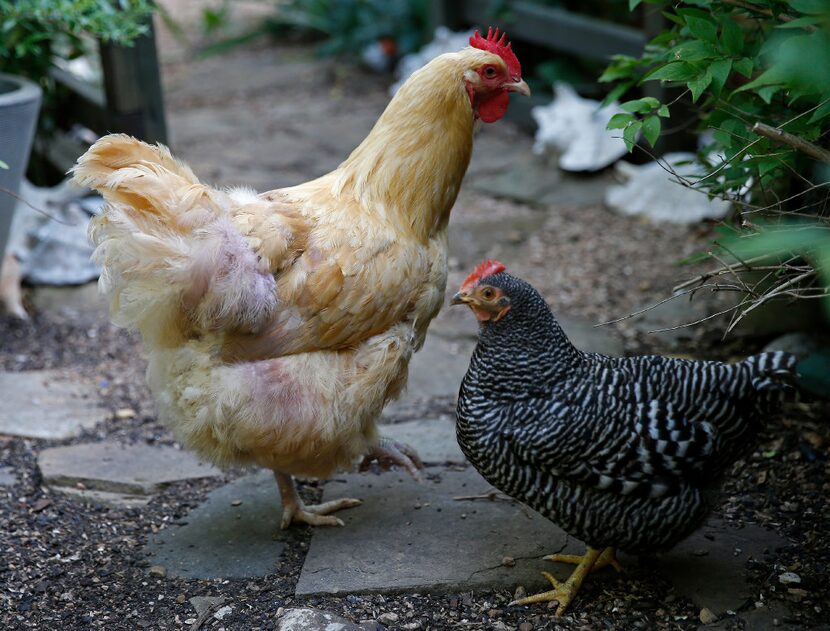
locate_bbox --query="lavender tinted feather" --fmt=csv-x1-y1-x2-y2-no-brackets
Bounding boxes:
456,273,797,553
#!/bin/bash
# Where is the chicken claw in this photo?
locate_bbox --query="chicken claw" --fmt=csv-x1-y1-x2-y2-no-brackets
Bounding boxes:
359,437,424,481
274,471,361,529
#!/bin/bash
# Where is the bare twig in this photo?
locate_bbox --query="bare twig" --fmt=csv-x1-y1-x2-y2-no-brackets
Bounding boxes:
753,122,830,164
725,271,817,333
453,490,511,502
722,0,818,32
0,186,78,226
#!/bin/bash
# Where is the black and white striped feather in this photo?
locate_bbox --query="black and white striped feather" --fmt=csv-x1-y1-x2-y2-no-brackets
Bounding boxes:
456,273,797,553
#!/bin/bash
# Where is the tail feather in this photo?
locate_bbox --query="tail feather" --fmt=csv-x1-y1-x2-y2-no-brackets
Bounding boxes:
745,351,799,391
73,134,277,346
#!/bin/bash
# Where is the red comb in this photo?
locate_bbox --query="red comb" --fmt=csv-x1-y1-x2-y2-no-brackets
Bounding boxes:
461,259,506,292
469,27,521,78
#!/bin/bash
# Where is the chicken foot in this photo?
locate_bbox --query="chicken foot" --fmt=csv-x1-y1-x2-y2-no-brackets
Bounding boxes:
358,437,424,480
545,547,622,573
509,546,603,616
274,471,361,529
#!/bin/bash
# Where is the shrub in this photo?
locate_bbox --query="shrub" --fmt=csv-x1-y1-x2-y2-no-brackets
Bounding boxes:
602,0,830,326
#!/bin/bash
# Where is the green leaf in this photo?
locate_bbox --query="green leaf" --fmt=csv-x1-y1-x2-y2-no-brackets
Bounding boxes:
666,40,719,62
735,66,787,93
786,0,829,15
708,59,732,97
757,84,782,104
620,96,661,113
689,69,713,102
712,118,747,148
684,14,718,45
733,57,754,78
607,112,636,130
644,62,699,82
623,120,642,152
776,15,824,29
0,160,7,169
757,158,781,178
658,104,671,117
808,99,830,124
628,0,643,9
642,115,661,146
720,18,744,55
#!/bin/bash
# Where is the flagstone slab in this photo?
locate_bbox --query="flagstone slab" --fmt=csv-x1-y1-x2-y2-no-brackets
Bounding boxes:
655,517,789,616
295,467,577,596
145,470,286,579
38,441,222,495
379,417,465,465
0,370,108,439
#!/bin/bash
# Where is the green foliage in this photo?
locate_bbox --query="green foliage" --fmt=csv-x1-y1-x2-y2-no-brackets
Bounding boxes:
602,0,830,324
0,159,8,169
0,0,154,80
201,0,429,59
602,0,830,189
0,0,154,147
273,0,427,57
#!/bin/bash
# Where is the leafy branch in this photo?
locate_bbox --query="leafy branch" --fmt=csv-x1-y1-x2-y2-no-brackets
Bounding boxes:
600,0,830,327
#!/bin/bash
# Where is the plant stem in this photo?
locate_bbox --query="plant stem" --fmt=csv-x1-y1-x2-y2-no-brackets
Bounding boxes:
753,122,830,164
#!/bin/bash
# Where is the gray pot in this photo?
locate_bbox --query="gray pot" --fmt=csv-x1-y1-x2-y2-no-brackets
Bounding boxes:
0,73,42,261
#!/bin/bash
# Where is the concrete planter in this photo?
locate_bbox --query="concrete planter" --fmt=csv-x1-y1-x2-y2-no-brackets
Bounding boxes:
0,73,42,260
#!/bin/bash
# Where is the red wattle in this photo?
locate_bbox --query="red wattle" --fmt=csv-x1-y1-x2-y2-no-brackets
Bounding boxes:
478,90,510,123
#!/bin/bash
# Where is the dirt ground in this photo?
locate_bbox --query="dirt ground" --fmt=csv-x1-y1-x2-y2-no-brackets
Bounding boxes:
1,4,829,631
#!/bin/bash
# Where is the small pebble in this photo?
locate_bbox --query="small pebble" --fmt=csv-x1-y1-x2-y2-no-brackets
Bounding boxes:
501,556,515,567
699,607,717,624
148,565,166,578
513,586,526,602
231,500,242,507
378,612,399,625
213,605,232,620
519,622,533,631
176,594,186,604
779,572,801,585
115,408,136,419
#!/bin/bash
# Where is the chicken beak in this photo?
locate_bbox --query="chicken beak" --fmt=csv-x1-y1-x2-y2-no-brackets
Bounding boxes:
505,79,531,97
451,291,472,306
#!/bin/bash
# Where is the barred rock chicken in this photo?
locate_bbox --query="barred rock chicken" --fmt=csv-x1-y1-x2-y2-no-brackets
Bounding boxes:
453,261,797,614
72,30,530,529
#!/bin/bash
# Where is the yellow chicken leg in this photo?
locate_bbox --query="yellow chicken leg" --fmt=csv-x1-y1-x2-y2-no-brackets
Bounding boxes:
509,547,602,616
546,547,623,573
274,472,361,529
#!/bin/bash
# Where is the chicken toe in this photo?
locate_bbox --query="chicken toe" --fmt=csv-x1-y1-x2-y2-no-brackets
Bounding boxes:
509,546,602,616
359,437,424,480
545,547,622,573
274,471,361,529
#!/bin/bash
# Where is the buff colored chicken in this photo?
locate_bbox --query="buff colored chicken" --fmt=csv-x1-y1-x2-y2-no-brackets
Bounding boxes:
73,29,529,528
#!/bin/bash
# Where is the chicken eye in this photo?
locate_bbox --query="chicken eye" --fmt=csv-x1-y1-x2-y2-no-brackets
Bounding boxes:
481,288,495,299
483,66,497,78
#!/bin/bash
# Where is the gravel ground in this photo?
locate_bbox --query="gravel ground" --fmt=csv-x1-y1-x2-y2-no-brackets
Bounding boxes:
3,6,829,630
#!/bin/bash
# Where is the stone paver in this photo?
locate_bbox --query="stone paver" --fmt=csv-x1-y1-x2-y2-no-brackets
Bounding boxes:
146,470,286,579
0,370,108,439
655,517,788,616
38,441,222,495
295,467,576,596
380,417,464,465
470,157,560,205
